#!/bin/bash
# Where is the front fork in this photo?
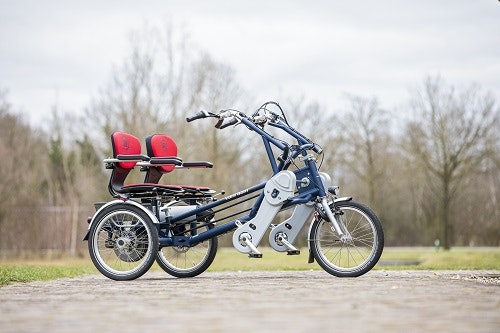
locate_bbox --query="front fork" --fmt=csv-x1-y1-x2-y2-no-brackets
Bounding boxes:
307,196,353,264
319,197,352,242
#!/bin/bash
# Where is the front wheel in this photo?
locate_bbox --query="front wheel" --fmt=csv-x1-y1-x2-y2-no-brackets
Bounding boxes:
309,200,384,277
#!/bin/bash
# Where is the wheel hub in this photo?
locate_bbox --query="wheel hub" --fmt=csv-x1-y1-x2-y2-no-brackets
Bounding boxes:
115,237,132,252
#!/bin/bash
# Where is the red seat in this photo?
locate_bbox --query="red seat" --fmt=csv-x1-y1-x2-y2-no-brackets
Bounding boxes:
107,132,183,198
144,134,214,194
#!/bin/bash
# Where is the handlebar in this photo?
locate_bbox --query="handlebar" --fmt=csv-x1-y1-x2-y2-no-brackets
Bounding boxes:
295,143,323,155
186,107,278,127
186,109,243,129
186,110,211,122
185,102,323,159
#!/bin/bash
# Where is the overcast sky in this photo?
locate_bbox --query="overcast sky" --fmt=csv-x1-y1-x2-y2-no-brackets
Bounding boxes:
1,0,499,126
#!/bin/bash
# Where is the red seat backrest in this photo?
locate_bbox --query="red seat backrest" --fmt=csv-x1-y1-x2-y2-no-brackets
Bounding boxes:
111,132,142,169
145,134,178,173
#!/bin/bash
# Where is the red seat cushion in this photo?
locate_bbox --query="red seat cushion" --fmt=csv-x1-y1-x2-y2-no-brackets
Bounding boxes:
147,134,178,173
112,132,142,169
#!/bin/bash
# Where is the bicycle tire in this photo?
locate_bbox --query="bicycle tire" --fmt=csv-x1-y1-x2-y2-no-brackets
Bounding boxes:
309,200,384,277
156,224,218,278
88,203,158,281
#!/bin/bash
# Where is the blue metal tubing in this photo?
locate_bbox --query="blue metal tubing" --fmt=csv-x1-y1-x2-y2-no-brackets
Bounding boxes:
283,192,317,208
160,191,318,247
173,191,318,247
306,159,327,197
241,118,287,151
170,182,266,223
268,121,310,146
266,120,327,197
159,216,247,247
240,118,310,174
262,136,279,173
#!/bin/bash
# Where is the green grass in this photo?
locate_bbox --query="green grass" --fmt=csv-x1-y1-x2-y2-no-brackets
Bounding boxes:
377,247,500,270
1,247,499,286
0,258,97,286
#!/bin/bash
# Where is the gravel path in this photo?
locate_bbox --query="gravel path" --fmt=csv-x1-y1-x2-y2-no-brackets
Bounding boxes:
0,270,499,333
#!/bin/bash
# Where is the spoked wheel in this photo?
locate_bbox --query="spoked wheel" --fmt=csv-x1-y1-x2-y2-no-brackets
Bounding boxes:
309,200,384,277
88,203,158,281
156,224,218,278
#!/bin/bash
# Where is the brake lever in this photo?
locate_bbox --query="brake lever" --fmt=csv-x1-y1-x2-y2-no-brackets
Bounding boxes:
215,118,239,129
215,118,224,129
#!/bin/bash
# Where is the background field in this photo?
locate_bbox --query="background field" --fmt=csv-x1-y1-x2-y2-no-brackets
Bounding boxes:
1,247,499,286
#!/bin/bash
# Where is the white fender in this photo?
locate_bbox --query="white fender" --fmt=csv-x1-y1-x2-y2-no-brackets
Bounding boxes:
83,199,160,241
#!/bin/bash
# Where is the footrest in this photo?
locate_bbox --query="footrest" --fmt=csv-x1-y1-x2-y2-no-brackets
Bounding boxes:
249,253,263,258
287,250,301,255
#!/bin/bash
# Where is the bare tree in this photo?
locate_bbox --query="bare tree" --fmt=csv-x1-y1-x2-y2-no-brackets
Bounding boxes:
337,95,392,209
404,76,499,249
179,53,246,191
85,21,249,194
85,22,194,151
45,107,108,255
0,90,49,254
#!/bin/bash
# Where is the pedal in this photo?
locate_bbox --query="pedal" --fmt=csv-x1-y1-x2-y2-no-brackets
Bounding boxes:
239,232,263,258
276,232,300,254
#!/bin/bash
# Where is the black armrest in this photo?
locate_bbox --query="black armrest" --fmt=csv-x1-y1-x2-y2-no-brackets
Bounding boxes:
182,161,213,168
150,157,183,166
116,154,150,161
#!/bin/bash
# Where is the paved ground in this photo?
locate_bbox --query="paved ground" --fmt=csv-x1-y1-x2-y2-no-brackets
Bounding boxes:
0,270,499,333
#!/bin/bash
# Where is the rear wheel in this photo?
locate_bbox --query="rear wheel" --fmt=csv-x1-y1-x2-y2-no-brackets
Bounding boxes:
88,203,158,281
156,224,217,278
309,200,384,277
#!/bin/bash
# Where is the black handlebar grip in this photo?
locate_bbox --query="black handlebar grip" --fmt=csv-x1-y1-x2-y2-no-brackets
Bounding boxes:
186,110,207,122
